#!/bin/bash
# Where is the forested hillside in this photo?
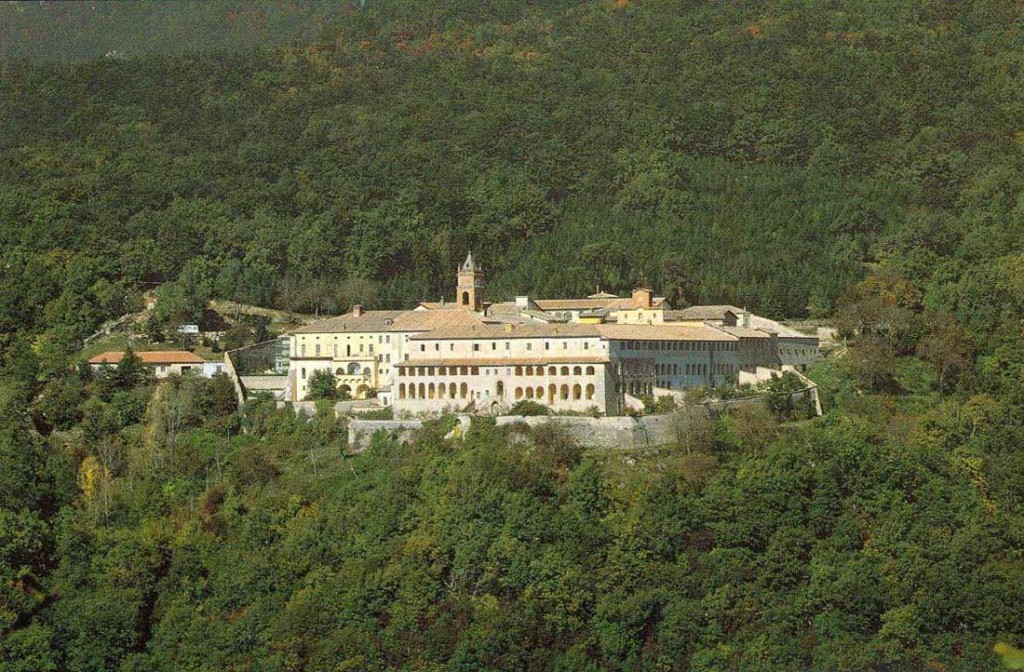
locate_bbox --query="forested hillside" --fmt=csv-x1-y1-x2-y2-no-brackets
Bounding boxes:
1,1,343,62
4,1,1024,670
6,0,1020,334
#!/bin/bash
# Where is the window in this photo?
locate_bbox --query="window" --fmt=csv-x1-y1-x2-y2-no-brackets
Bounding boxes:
563,342,568,349
333,345,338,357
473,344,480,351
527,343,533,350
585,366,594,375
386,335,391,344
301,344,307,356
584,342,589,350
359,344,364,353
492,342,497,350
420,345,426,352
545,342,550,350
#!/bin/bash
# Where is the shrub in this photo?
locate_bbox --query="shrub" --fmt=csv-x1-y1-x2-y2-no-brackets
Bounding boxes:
510,399,550,416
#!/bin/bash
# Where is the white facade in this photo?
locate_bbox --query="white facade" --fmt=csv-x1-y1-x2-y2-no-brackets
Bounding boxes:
282,253,820,413
394,329,613,415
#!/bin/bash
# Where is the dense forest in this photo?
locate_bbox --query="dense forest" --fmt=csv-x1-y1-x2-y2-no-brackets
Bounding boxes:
3,0,1024,670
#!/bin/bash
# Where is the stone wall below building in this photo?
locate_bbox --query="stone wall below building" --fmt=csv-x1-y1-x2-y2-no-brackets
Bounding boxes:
348,419,424,452
347,407,746,452
335,375,822,453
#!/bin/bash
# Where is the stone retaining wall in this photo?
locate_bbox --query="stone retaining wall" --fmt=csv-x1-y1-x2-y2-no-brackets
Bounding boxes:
347,419,424,452
337,381,822,453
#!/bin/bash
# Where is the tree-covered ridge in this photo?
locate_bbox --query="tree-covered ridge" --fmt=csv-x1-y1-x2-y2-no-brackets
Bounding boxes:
1,1,344,63
4,368,1024,671
3,0,1022,342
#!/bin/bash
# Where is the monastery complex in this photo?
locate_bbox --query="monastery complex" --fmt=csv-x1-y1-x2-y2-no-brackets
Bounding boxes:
286,254,819,416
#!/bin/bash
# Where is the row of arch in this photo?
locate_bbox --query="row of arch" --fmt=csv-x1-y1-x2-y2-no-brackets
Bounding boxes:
401,364,598,377
398,382,469,400
401,366,478,377
514,365,596,376
514,383,595,402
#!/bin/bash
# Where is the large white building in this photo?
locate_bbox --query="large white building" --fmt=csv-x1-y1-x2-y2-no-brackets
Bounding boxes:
285,253,819,415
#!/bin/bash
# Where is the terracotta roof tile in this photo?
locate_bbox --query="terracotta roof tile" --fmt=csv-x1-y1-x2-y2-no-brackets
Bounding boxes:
667,305,745,321
292,309,488,334
595,324,738,341
89,350,206,365
409,323,601,340
291,310,407,334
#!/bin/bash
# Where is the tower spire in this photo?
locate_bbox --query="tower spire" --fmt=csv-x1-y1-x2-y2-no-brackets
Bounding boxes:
456,251,484,311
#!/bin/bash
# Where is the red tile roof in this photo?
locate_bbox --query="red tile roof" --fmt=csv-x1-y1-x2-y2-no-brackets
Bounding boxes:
89,350,206,365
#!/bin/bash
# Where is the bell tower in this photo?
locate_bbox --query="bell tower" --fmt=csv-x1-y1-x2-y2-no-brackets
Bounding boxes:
457,251,484,312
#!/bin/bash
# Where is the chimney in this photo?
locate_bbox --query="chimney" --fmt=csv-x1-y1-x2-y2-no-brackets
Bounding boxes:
353,304,364,317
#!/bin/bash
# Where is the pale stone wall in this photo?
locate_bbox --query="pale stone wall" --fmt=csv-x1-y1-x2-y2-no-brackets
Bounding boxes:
347,419,424,452
607,339,740,390
345,385,820,452
223,348,246,411
777,336,819,372
616,307,665,324
290,331,392,400
393,363,610,416
495,413,694,449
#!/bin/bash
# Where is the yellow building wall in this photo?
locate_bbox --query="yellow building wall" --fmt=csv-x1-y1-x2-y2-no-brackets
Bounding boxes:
615,308,664,325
